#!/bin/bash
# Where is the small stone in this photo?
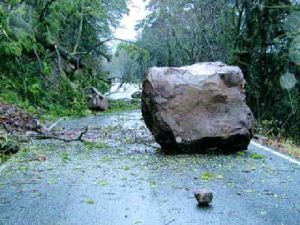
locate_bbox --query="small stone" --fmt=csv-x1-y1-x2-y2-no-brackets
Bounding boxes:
194,190,213,206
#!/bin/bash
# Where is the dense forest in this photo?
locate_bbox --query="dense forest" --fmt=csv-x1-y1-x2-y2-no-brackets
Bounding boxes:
1,2,300,223
0,0,127,117
118,0,300,143
1,0,300,143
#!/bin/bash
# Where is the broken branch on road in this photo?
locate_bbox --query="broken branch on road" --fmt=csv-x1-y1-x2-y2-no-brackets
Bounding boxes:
36,126,89,143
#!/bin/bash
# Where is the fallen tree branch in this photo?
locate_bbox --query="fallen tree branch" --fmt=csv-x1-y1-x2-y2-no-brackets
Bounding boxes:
36,126,89,143
55,45,62,75
35,36,86,69
105,82,124,96
33,49,43,76
45,118,64,132
165,219,176,225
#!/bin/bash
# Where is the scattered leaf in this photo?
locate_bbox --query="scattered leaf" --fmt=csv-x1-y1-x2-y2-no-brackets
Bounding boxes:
61,152,70,163
47,178,57,185
201,172,223,181
98,179,108,187
250,153,265,160
86,199,95,204
123,166,130,171
236,151,245,157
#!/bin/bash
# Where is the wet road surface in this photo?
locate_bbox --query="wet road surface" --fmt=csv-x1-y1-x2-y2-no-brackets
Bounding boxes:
0,111,299,225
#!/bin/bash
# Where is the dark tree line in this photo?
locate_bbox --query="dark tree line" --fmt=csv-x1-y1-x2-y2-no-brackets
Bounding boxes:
133,0,300,142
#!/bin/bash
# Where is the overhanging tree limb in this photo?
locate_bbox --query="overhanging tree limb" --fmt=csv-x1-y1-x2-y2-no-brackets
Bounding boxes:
88,38,134,53
36,127,89,143
38,0,58,22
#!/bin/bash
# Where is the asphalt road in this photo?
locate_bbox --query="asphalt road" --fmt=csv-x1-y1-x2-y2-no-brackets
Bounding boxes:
0,111,299,225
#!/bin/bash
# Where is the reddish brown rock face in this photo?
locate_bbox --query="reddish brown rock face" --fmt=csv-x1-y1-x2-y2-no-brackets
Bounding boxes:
142,62,255,154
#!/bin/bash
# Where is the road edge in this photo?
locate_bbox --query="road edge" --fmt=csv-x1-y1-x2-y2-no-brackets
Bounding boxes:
251,141,300,166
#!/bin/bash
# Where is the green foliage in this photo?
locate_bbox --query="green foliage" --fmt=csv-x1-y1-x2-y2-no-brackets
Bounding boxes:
86,199,95,204
61,152,70,163
0,131,20,163
0,153,10,163
232,0,300,142
0,135,19,155
105,43,150,83
201,172,223,181
136,0,233,66
97,179,108,187
115,43,150,82
236,151,246,157
83,141,109,150
104,99,141,114
136,0,300,144
0,0,128,119
250,153,265,160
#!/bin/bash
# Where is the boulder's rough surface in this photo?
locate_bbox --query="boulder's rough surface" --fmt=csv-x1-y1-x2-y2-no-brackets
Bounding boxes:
142,62,254,154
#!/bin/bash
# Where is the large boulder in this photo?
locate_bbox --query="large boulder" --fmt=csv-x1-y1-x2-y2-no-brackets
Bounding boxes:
142,62,255,154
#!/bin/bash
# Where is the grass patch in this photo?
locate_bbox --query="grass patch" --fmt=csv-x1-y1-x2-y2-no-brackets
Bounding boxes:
250,153,265,160
60,152,70,163
97,179,108,187
201,172,224,181
47,178,57,185
123,165,130,171
0,133,20,164
104,99,141,114
40,108,92,122
86,199,95,204
255,120,300,159
236,151,246,157
0,90,93,122
0,154,10,164
280,142,300,158
83,141,109,150
261,138,300,158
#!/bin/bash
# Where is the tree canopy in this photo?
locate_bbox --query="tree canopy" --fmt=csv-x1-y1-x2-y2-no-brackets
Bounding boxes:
1,0,300,143
0,0,128,115
133,0,300,142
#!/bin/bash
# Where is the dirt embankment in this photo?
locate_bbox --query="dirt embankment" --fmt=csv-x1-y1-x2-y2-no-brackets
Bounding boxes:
0,102,41,155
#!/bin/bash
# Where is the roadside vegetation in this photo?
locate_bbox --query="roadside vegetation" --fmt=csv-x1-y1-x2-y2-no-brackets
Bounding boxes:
0,0,300,157
0,0,128,118
104,99,141,114
117,0,300,150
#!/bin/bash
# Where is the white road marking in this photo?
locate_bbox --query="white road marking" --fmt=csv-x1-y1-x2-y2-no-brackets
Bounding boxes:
251,141,300,166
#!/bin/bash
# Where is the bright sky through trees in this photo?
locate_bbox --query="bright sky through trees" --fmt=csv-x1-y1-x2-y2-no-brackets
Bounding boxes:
114,0,149,41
